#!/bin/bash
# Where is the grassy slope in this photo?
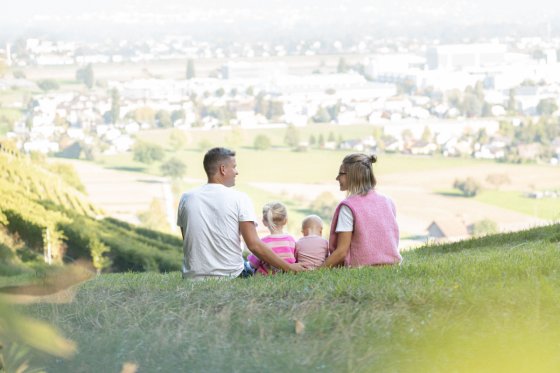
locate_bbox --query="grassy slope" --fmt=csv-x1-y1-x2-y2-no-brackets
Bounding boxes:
25,224,560,373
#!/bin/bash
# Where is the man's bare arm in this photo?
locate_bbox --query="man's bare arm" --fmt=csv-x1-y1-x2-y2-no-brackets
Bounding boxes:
239,221,304,273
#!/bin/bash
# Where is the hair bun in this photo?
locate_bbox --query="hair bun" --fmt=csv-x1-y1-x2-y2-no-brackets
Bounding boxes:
370,154,377,164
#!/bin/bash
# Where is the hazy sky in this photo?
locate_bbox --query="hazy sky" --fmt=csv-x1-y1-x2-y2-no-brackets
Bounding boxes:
1,0,559,42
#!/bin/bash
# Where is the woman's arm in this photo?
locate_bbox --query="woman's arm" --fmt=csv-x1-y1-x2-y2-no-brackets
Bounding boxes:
322,231,352,268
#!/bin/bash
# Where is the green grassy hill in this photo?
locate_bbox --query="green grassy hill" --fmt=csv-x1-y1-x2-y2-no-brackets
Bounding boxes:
0,143,182,275
23,223,560,373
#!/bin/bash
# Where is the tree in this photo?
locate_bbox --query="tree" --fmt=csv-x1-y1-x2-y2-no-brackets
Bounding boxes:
309,192,338,220
471,219,498,236
507,89,517,114
475,128,489,144
254,91,268,115
313,107,331,123
198,139,212,152
486,173,511,190
421,126,432,142
168,129,188,151
215,88,225,97
76,64,94,89
155,110,172,128
536,98,558,116
284,124,300,148
453,177,481,197
138,198,169,232
266,101,284,120
171,109,186,124
110,88,120,123
88,238,111,273
186,59,195,79
253,134,272,150
160,157,187,180
37,79,59,91
309,134,316,147
132,141,164,164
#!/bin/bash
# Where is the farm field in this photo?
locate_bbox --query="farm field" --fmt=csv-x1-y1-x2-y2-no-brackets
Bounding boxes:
88,135,560,245
17,54,365,82
18,224,560,372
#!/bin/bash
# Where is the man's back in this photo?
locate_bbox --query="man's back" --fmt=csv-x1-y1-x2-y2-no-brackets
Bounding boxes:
177,183,256,279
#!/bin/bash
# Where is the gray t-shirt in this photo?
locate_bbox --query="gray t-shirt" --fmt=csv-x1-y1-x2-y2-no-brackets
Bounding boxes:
177,183,257,279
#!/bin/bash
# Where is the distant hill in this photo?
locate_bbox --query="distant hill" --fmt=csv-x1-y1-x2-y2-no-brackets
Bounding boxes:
0,141,182,275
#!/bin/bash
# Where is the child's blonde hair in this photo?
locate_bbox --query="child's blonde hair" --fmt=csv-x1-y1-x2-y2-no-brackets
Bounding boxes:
263,202,288,231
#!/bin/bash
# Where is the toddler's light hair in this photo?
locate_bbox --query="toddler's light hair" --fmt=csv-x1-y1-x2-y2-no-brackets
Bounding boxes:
302,214,323,231
263,202,288,231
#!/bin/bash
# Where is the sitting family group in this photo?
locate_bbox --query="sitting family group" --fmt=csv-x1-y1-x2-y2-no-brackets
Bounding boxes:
176,147,401,280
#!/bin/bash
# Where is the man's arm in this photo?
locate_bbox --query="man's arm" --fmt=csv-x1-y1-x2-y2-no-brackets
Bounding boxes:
239,221,304,273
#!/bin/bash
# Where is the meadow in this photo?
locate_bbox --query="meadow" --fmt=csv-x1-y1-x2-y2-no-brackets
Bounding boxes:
94,125,560,239
18,223,560,372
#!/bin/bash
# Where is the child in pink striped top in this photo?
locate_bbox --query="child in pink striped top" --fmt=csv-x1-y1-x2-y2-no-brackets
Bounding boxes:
248,202,296,275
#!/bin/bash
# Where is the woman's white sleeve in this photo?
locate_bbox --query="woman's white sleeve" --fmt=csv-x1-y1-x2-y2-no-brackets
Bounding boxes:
335,205,354,232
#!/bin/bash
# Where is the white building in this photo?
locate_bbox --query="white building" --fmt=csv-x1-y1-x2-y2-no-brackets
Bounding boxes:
427,43,507,70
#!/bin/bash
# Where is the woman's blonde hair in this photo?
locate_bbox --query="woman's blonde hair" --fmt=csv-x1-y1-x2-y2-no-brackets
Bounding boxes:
342,153,377,196
262,202,288,230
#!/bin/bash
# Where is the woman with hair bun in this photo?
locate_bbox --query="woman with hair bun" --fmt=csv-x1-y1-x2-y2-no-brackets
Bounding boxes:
323,153,401,268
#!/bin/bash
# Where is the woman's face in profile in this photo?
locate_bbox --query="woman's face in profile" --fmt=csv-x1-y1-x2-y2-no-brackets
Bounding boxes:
336,164,348,191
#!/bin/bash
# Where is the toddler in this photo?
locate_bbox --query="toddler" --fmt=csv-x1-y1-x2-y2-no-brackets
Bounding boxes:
247,202,296,275
295,215,329,269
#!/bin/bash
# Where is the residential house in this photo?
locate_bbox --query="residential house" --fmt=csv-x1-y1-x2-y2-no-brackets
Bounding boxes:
427,219,470,242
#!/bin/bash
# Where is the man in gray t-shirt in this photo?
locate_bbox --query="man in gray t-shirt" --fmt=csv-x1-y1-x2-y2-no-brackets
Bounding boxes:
177,147,304,279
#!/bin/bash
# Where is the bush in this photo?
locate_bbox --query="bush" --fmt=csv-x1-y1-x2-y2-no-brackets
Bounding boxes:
160,158,187,180
309,192,339,220
253,134,271,150
37,79,60,91
133,141,164,164
471,219,499,236
453,177,481,197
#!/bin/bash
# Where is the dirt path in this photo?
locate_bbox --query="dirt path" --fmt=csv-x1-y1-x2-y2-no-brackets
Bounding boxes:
61,160,176,228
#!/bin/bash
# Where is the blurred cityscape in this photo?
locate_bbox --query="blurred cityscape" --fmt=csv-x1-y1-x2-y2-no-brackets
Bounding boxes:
1,38,560,163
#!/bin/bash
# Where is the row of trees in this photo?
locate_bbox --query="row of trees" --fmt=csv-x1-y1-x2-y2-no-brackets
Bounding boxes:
132,141,187,179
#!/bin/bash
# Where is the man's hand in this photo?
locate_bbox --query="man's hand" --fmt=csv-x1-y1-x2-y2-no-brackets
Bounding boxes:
240,221,305,273
288,262,306,272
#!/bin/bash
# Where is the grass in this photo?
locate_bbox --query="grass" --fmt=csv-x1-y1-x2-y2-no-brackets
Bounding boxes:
475,190,560,221
100,147,483,184
18,224,560,372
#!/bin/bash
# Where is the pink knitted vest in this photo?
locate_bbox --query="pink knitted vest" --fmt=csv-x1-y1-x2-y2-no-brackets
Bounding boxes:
329,190,401,267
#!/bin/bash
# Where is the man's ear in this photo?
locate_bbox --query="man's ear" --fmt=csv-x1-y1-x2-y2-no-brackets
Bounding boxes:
219,163,226,175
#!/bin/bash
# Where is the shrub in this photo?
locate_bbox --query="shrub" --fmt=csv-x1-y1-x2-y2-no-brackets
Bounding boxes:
453,177,481,197
253,134,271,150
132,141,164,164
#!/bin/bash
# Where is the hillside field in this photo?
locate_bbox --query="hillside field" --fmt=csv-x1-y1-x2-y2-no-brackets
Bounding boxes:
15,224,560,372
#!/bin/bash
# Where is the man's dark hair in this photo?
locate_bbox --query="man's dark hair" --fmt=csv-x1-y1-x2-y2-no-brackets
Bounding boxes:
203,147,236,177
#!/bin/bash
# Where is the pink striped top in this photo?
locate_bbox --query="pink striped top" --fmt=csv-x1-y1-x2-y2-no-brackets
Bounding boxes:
247,234,296,275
